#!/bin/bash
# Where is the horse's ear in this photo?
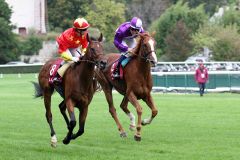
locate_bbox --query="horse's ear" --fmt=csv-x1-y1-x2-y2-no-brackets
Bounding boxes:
150,31,156,37
98,33,103,42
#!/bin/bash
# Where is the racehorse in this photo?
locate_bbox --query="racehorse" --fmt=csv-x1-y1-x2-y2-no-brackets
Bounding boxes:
95,32,158,141
33,34,104,146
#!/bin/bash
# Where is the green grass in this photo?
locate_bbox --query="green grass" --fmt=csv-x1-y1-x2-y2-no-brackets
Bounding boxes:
0,74,240,160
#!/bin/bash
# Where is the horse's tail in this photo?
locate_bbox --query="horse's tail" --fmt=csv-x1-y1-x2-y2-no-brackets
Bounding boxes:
31,81,43,98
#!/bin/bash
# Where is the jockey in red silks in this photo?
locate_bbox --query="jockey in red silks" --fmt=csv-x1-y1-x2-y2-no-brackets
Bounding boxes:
52,17,90,83
112,17,144,78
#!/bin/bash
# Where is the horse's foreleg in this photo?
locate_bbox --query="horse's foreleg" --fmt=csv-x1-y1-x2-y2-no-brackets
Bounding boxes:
58,100,69,126
104,89,126,137
44,93,57,147
127,92,142,141
120,96,136,131
71,107,88,140
142,94,158,126
63,99,76,145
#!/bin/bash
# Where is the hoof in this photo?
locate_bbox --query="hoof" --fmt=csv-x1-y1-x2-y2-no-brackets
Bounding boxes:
120,132,127,138
51,142,57,148
129,124,136,131
71,134,77,140
62,137,71,145
141,119,150,126
50,135,57,148
134,135,141,141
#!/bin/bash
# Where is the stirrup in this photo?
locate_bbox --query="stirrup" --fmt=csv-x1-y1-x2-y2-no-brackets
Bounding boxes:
52,76,62,84
113,73,120,78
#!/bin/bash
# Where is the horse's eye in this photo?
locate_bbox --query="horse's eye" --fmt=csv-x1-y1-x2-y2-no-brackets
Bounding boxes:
91,48,95,53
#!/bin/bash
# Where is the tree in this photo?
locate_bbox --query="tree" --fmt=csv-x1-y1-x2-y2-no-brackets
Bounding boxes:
220,5,240,32
165,20,193,61
212,25,240,61
126,0,171,29
47,0,90,31
18,36,42,56
174,0,229,16
192,24,240,61
85,0,125,41
150,1,208,57
0,0,20,64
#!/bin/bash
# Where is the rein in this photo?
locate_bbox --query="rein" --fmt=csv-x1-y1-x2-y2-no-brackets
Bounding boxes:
130,50,155,63
77,53,105,69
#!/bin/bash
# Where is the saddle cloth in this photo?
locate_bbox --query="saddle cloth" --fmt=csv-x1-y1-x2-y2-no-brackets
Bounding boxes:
48,58,64,84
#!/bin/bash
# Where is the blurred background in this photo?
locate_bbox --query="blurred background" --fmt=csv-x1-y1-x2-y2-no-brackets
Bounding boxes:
1,0,240,64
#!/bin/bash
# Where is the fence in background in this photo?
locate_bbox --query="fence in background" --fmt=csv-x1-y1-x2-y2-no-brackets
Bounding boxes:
152,71,240,92
1,63,240,92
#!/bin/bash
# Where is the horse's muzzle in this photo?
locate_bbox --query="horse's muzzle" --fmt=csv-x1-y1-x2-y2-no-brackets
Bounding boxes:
150,60,157,67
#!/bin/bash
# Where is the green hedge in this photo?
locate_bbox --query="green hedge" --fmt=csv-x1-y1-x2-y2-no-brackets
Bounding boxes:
0,65,43,74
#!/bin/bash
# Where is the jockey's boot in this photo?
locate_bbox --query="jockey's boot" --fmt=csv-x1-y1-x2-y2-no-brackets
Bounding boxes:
113,68,120,78
52,73,62,85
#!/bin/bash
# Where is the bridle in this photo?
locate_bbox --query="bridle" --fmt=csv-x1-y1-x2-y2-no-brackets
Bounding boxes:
77,40,105,69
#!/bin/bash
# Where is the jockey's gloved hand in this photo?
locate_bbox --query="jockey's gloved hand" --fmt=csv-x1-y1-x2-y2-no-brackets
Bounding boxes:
72,57,79,62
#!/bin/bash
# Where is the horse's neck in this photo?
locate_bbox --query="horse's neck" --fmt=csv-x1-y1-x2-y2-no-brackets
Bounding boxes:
77,60,95,87
131,57,151,80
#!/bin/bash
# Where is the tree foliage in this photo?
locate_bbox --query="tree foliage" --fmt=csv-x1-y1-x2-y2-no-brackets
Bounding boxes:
85,0,125,41
126,0,170,28
0,0,19,64
47,0,90,31
150,1,208,58
192,24,240,61
165,20,193,61
220,5,240,32
172,0,230,16
18,36,42,56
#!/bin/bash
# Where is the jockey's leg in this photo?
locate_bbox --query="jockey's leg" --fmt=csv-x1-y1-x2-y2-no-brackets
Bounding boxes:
113,54,126,77
57,62,73,77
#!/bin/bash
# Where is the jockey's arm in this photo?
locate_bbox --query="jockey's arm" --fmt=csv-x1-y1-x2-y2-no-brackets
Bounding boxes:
81,48,87,56
114,32,128,53
60,51,78,62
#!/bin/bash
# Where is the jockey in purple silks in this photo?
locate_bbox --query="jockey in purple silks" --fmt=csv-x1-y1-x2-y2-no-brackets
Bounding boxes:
112,17,144,78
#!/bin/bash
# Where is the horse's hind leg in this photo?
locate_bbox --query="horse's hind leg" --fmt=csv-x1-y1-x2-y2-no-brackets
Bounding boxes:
142,94,158,125
120,96,136,131
103,88,126,137
62,99,76,145
71,106,88,140
58,100,69,126
44,92,57,147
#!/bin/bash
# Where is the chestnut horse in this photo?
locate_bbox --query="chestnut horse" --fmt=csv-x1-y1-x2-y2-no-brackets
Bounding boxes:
95,32,158,141
33,34,104,146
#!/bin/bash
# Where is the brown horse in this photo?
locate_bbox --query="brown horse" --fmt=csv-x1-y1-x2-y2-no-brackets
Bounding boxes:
33,34,104,147
95,32,158,141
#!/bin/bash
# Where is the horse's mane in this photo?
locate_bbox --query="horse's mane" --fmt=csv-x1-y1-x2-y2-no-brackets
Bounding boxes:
132,32,151,55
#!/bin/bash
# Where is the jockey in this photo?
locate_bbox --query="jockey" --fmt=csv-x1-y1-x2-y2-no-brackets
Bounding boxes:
52,17,90,83
113,17,144,78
